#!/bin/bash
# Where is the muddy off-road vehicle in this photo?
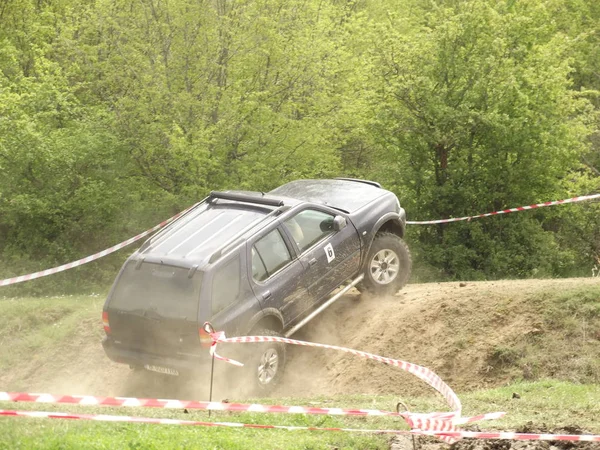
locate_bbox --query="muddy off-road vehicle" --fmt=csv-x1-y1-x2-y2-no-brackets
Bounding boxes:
102,178,411,393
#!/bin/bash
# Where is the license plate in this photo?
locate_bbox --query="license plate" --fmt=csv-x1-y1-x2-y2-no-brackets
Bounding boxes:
144,364,179,376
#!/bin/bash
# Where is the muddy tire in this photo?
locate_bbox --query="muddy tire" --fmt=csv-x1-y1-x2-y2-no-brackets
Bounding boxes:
244,328,286,396
359,232,411,296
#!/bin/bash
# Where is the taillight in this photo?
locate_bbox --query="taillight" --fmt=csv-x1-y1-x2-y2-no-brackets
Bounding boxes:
102,311,111,335
199,327,212,348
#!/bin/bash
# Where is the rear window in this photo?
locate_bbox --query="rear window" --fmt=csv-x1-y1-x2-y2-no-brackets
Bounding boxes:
110,261,202,319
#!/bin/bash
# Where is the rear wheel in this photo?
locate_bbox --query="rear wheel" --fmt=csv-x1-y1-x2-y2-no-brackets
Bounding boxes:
244,328,286,395
359,233,411,296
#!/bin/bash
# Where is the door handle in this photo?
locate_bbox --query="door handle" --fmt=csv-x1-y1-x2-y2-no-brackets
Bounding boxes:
262,290,272,300
308,258,317,266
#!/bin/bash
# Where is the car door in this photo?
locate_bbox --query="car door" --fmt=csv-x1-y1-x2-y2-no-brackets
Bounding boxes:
247,222,311,327
202,251,263,339
282,207,361,304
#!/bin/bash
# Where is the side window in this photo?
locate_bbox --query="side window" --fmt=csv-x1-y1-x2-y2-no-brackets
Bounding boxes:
252,229,292,282
284,209,335,253
251,247,268,282
212,257,241,316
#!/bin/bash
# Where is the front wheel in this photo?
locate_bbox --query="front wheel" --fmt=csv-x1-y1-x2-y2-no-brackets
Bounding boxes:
359,233,411,296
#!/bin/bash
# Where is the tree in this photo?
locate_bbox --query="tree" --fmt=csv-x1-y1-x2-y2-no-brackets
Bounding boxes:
366,0,596,278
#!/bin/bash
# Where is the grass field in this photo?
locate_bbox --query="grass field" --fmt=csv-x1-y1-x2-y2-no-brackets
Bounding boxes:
1,380,599,449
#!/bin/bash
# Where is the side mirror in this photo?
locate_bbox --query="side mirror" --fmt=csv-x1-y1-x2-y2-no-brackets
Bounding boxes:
333,215,347,232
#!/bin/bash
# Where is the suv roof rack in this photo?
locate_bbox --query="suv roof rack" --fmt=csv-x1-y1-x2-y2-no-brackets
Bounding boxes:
335,178,382,188
209,191,284,207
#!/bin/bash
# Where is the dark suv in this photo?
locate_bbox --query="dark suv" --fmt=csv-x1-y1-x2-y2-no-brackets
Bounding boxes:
102,178,410,393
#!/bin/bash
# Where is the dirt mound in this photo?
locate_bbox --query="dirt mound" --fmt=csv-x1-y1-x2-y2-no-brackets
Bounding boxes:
275,278,600,398
0,315,129,397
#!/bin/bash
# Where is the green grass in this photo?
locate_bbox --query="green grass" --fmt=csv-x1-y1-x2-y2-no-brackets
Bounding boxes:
462,380,600,432
0,420,388,450
0,404,390,449
1,380,599,449
484,285,600,384
0,295,105,374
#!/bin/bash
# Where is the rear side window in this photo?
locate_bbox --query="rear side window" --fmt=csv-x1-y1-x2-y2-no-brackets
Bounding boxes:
212,257,241,316
252,229,291,281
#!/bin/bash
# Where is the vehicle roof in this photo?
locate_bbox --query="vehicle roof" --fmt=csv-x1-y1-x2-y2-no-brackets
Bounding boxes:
138,201,278,268
269,179,387,213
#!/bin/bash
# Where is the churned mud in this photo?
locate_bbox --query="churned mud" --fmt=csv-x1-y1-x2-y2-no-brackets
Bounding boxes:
391,424,599,450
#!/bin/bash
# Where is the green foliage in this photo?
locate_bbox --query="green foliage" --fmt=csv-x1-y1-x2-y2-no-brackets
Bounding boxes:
0,0,599,293
363,0,599,279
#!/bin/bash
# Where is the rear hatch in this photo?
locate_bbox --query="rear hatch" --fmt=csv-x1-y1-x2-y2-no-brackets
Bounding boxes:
106,261,203,357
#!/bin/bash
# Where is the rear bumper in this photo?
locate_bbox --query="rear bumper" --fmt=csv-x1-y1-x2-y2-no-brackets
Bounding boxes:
102,337,211,373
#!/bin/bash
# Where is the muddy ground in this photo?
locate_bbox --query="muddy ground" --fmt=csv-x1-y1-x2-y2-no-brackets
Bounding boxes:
391,424,599,450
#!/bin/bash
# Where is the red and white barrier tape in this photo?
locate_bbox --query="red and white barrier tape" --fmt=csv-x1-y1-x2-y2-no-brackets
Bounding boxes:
0,391,403,417
0,329,505,444
205,326,503,442
422,430,600,442
0,409,393,433
0,392,504,425
0,204,198,287
406,193,600,225
1,410,598,442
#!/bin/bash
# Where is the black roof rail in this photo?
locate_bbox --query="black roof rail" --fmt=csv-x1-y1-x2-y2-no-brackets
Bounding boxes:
335,178,382,188
209,191,284,207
